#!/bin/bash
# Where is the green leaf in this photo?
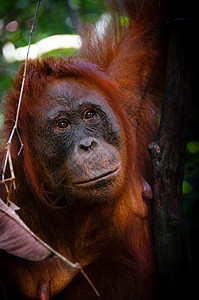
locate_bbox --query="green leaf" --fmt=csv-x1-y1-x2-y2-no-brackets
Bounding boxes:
183,180,193,194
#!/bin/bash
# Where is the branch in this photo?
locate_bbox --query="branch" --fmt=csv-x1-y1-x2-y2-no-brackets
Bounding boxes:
0,0,41,198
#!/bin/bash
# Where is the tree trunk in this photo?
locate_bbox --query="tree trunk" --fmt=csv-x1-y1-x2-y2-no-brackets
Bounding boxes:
149,2,197,297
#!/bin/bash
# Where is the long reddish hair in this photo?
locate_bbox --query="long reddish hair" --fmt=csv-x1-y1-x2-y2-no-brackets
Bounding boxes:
2,57,138,203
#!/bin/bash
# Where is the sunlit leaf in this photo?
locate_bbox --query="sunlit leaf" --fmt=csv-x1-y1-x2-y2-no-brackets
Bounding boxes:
183,180,193,194
120,16,129,27
187,141,199,154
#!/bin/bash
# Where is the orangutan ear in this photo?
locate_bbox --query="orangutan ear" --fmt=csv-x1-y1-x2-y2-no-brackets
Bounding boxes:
141,178,153,200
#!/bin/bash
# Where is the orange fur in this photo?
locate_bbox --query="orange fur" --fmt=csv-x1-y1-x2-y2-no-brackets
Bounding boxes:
0,0,166,299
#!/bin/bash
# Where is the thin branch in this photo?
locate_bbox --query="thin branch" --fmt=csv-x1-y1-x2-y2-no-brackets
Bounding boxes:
80,267,100,297
0,0,41,198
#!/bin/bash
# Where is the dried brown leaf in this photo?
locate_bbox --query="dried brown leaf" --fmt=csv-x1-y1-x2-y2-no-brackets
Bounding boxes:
0,198,50,261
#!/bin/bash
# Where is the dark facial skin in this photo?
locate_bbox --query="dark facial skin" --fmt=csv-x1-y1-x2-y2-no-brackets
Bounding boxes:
30,79,127,204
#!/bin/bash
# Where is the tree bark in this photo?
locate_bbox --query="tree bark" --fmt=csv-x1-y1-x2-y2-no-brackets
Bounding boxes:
149,4,196,298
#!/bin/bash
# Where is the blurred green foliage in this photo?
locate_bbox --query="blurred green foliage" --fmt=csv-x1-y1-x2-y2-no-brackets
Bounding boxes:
0,0,105,99
0,0,198,280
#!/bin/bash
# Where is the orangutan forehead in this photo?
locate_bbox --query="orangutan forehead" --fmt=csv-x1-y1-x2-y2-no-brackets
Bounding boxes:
45,79,107,107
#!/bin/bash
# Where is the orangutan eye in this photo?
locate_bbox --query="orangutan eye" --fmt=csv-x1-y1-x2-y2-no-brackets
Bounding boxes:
56,119,70,131
83,110,96,120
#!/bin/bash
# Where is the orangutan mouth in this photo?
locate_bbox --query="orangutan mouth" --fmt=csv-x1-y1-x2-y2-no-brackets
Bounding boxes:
73,167,120,186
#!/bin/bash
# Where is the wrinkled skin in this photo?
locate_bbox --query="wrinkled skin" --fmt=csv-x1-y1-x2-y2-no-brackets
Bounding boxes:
30,79,126,204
